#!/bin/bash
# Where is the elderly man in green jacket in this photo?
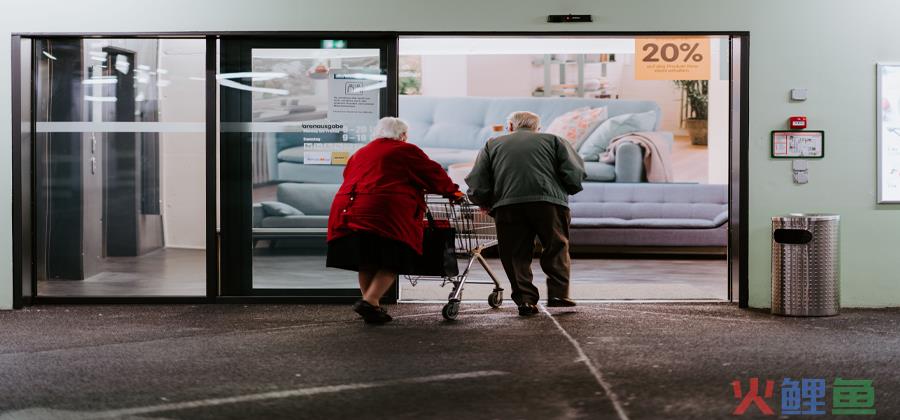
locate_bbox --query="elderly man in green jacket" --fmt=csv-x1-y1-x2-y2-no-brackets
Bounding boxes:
465,111,586,316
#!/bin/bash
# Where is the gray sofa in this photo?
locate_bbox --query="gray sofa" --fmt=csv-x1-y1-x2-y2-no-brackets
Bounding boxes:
569,183,728,248
253,183,338,231
253,182,727,250
268,96,671,184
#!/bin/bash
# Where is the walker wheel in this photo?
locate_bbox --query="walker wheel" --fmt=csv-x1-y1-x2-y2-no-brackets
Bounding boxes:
488,291,503,309
442,301,460,321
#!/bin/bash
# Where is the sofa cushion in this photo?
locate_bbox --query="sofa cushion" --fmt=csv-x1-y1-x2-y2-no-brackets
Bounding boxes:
569,183,728,227
275,133,303,152
578,110,658,161
260,201,304,217
260,215,329,229
277,146,305,164
583,161,616,182
276,183,340,216
571,217,721,229
544,106,608,147
277,162,345,184
422,147,480,169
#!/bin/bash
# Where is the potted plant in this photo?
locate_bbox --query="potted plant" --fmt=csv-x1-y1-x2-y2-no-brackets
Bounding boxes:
674,80,709,145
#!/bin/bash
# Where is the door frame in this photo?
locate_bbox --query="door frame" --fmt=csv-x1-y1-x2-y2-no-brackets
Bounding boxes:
217,34,399,301
10,31,749,308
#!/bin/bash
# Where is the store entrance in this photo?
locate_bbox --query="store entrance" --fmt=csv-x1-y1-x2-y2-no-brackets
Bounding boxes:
12,31,747,307
394,35,746,303
218,36,398,300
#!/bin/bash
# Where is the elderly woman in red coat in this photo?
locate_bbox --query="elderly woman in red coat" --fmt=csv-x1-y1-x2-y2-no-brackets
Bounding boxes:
327,117,463,324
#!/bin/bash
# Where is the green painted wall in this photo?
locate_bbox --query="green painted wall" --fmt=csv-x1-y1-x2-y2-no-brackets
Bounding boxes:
2,0,898,309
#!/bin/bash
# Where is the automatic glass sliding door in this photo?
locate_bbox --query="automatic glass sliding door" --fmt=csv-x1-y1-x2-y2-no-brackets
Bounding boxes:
219,36,396,298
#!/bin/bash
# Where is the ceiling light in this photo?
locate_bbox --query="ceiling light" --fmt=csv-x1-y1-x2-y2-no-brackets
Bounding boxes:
82,77,117,85
84,95,117,102
218,78,288,95
217,72,288,81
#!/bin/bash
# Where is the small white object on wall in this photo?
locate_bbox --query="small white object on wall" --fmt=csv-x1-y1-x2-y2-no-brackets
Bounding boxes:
792,159,809,184
790,88,808,101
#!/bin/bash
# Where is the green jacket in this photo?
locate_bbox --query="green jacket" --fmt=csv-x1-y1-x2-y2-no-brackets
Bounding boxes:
465,129,586,211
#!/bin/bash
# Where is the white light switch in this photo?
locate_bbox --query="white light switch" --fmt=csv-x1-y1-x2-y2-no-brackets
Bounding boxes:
790,88,808,101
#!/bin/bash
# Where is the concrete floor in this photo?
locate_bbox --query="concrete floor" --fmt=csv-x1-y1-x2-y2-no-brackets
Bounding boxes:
1,303,897,419
39,249,727,300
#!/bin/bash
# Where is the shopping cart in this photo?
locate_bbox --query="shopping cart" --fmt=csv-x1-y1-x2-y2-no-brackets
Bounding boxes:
405,195,504,320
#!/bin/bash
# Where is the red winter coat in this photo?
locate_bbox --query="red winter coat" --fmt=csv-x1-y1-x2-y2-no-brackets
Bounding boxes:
327,138,459,254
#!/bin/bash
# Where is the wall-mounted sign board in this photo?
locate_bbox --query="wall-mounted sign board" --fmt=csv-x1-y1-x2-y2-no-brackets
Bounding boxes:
877,63,900,203
635,37,710,80
770,130,825,159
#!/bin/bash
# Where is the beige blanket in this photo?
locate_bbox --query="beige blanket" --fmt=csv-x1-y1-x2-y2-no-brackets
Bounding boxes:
600,132,674,182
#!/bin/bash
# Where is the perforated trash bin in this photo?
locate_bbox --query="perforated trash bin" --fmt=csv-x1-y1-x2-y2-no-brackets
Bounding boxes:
771,213,840,316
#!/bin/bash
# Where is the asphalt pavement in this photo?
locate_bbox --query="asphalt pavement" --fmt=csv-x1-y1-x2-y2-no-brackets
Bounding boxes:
0,303,897,419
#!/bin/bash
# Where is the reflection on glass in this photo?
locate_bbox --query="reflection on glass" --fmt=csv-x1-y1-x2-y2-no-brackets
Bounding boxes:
248,47,383,289
34,38,206,296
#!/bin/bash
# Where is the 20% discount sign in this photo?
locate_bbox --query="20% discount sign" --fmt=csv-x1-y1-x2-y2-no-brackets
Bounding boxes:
634,38,710,80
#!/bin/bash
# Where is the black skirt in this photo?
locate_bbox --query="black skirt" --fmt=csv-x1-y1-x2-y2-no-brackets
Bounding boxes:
326,231,418,274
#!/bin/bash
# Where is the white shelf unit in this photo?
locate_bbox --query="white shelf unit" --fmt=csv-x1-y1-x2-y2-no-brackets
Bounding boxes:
531,54,615,98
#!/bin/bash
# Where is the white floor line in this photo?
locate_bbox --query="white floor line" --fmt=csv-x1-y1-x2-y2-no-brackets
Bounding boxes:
539,304,630,420
1,371,508,420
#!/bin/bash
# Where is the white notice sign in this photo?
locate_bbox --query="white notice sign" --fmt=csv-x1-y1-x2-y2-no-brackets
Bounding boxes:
327,73,381,142
771,131,824,159
878,63,900,202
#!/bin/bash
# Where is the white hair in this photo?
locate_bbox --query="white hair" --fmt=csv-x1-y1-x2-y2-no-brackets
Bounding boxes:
507,111,541,131
372,117,409,140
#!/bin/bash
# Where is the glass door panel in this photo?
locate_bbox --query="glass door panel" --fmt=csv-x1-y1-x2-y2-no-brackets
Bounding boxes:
219,37,396,297
32,37,207,297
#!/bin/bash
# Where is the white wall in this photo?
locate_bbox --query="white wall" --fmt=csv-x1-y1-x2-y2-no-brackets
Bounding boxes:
420,55,535,97
158,39,206,249
4,0,900,309
420,55,467,96
707,37,729,184
617,57,683,132
467,55,534,97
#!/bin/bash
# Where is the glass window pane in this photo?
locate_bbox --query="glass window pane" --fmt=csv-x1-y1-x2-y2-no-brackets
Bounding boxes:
33,38,207,297
237,46,384,289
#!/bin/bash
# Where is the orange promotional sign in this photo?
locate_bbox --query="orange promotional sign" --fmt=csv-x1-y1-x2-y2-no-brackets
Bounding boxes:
635,38,711,80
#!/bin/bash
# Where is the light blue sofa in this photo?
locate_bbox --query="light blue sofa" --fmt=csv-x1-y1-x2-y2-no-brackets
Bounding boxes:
269,96,670,184
399,96,668,183
252,182,727,250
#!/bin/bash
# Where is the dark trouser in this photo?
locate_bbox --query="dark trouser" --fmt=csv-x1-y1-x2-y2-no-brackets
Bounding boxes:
494,202,571,306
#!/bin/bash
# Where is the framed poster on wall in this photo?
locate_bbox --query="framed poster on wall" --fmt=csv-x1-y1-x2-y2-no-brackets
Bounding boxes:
877,63,900,203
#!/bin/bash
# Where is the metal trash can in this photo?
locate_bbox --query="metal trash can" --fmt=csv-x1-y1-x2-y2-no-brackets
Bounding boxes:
771,213,840,316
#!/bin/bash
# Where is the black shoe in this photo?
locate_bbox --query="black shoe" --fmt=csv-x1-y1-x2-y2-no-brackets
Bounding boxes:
518,303,539,316
353,300,393,324
547,297,577,307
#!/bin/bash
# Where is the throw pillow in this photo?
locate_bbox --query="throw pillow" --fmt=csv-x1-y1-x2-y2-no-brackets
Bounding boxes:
578,110,657,161
545,107,608,148
261,201,304,217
